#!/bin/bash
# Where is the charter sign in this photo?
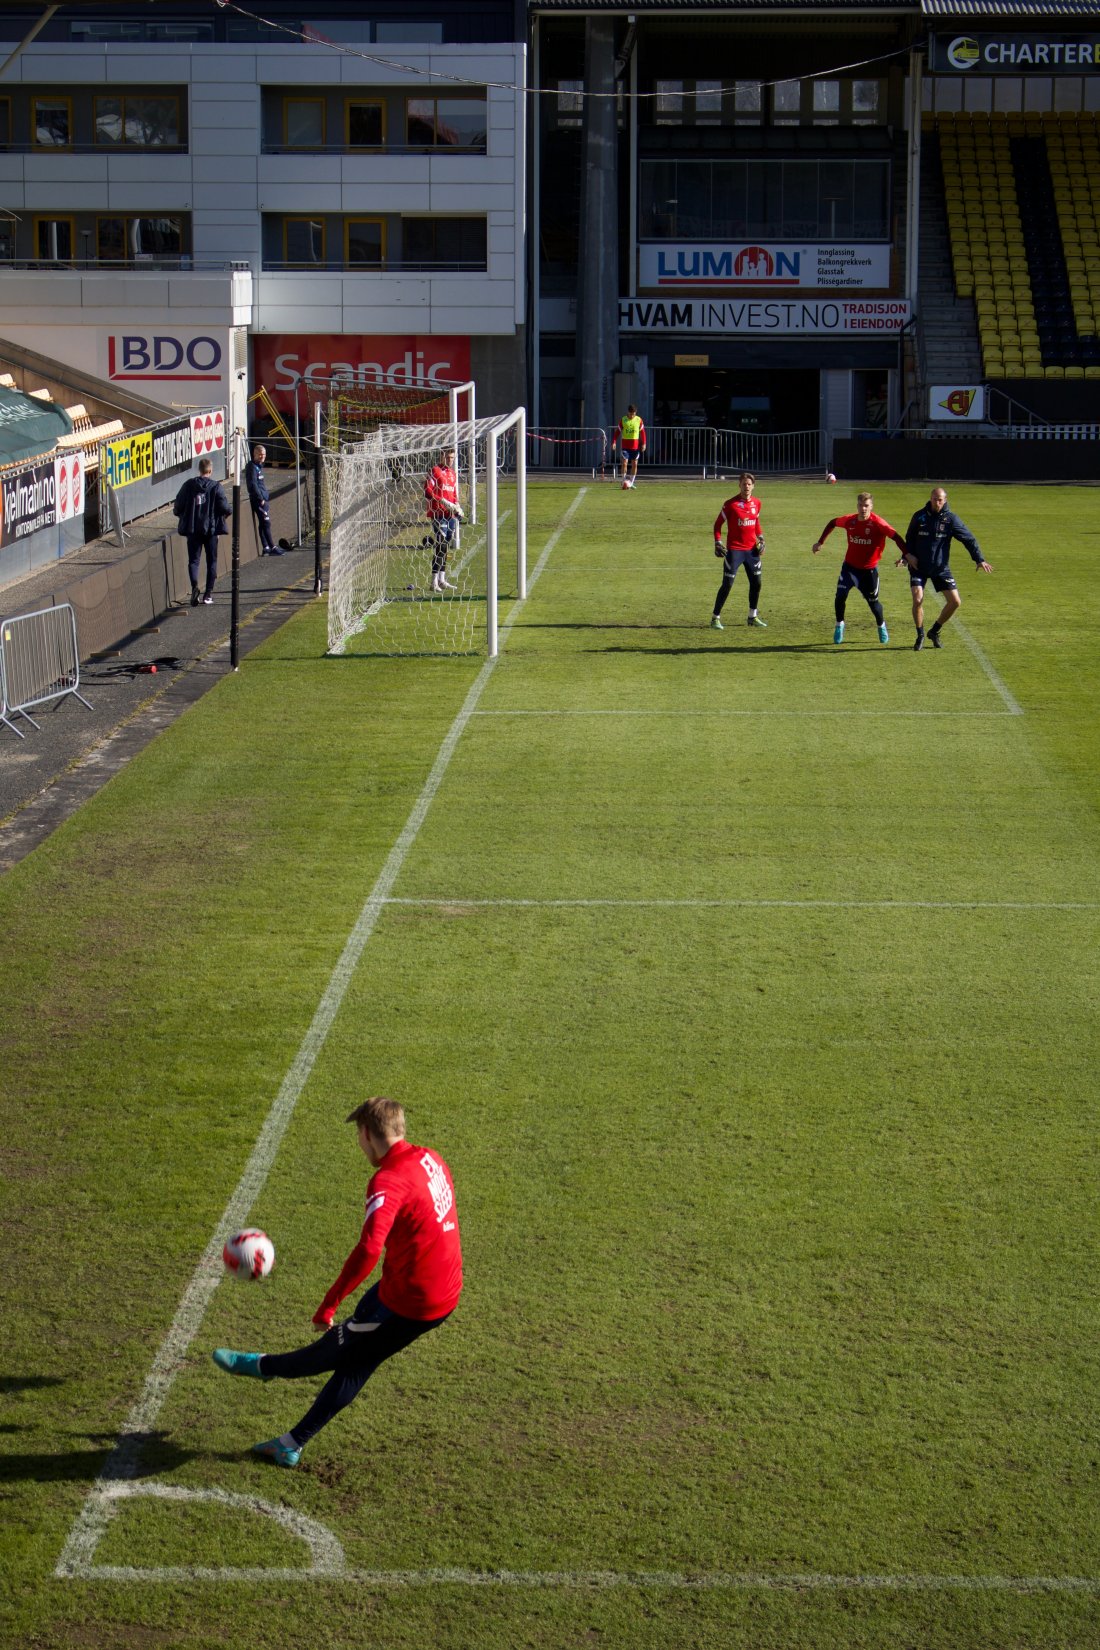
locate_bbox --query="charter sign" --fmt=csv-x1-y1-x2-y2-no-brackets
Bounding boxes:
619,298,911,335
640,244,892,292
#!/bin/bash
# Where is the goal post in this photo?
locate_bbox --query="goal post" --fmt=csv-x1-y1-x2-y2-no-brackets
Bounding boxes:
325,410,526,661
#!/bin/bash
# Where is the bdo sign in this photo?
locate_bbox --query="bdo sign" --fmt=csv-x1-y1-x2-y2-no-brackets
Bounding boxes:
108,333,223,382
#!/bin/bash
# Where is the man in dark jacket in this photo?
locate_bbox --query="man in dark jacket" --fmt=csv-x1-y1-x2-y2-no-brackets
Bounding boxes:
244,443,283,556
900,486,992,651
174,457,230,606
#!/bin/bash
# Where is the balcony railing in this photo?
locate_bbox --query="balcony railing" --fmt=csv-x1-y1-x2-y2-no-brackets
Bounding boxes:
0,257,246,272
261,259,488,274
261,142,487,157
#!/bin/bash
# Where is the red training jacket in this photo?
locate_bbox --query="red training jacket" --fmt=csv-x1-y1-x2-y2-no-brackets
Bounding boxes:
714,495,762,553
425,463,459,521
822,511,903,570
317,1139,463,1322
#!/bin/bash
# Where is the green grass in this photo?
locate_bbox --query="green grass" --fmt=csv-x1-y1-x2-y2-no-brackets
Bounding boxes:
1,478,1098,1649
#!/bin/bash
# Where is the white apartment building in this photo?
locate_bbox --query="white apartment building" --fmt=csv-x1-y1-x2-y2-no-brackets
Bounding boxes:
0,8,527,437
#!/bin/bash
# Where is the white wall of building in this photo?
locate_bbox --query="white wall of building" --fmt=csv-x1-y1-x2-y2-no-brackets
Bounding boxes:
0,39,526,346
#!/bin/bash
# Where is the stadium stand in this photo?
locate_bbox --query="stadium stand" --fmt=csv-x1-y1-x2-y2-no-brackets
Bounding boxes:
939,112,1100,382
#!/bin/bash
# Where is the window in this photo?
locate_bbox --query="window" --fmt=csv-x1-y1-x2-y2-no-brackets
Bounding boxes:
696,81,722,124
0,99,10,147
402,217,487,269
34,96,71,147
284,97,325,148
284,217,325,266
733,82,762,121
97,215,184,260
639,159,891,242
556,80,583,128
772,82,800,125
406,97,487,148
346,99,385,147
812,81,841,124
655,80,684,125
94,94,181,147
35,216,75,259
852,80,880,124
346,218,385,267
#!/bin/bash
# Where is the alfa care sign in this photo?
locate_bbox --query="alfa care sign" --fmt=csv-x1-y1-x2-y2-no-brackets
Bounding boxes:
639,244,891,291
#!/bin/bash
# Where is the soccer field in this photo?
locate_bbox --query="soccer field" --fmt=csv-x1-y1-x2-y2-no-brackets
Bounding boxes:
1,478,1098,1650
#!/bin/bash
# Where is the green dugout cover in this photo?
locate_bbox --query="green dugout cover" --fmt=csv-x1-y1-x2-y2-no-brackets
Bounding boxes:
0,388,73,467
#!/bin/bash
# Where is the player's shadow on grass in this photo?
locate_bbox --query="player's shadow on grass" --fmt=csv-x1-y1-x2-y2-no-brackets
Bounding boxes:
592,641,831,656
0,1374,64,1394
0,1431,194,1483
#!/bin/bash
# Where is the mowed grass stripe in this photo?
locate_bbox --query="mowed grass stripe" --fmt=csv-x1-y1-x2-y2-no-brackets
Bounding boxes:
54,483,591,1581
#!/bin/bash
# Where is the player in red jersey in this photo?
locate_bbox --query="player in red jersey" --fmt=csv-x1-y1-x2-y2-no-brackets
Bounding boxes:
212,1097,462,1467
424,446,464,591
710,471,767,631
812,491,905,646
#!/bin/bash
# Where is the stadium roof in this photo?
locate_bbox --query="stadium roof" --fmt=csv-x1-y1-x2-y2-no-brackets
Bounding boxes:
922,0,1100,12
530,1,915,10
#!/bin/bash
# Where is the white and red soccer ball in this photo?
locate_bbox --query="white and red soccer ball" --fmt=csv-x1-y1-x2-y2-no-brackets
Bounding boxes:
826,472,837,484
222,1228,275,1281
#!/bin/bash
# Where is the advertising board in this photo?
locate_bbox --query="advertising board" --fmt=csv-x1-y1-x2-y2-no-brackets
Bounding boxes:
252,335,472,413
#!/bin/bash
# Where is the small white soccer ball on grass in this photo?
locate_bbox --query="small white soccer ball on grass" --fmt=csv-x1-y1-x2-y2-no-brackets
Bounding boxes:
826,472,837,484
223,1228,275,1281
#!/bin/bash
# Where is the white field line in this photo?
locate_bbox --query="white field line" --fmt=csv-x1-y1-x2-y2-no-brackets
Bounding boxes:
386,896,1100,913
955,619,1024,716
80,1562,1100,1594
472,708,1012,719
54,487,590,1583
451,507,512,584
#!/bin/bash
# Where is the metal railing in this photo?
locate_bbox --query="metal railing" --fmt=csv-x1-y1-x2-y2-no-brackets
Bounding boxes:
526,427,608,473
0,602,92,740
614,426,823,477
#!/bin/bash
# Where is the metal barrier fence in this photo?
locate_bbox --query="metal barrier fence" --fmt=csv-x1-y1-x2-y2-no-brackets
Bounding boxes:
98,405,229,538
527,426,608,473
0,602,92,740
626,426,823,477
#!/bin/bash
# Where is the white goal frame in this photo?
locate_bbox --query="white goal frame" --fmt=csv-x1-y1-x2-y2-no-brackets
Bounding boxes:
325,406,526,661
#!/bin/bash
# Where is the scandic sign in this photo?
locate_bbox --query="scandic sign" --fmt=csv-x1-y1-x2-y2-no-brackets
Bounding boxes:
619,298,911,334
252,335,472,413
640,244,892,292
107,333,223,382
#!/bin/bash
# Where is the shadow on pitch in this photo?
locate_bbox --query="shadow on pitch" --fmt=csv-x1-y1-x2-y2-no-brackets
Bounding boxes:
0,1430,195,1484
0,1374,64,1395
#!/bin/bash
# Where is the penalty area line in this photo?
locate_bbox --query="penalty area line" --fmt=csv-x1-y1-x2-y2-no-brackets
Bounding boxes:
77,1562,1100,1594
54,486,590,1583
385,895,1100,913
956,620,1024,716
472,708,1014,719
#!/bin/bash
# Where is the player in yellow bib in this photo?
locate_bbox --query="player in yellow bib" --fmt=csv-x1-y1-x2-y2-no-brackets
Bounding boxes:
613,406,647,489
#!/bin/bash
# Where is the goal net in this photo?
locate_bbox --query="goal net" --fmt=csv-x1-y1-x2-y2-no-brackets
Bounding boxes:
326,410,526,659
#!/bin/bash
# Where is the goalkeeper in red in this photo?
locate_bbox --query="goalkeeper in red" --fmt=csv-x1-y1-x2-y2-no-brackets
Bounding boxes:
812,491,905,646
710,471,767,630
424,446,464,591
212,1097,462,1467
